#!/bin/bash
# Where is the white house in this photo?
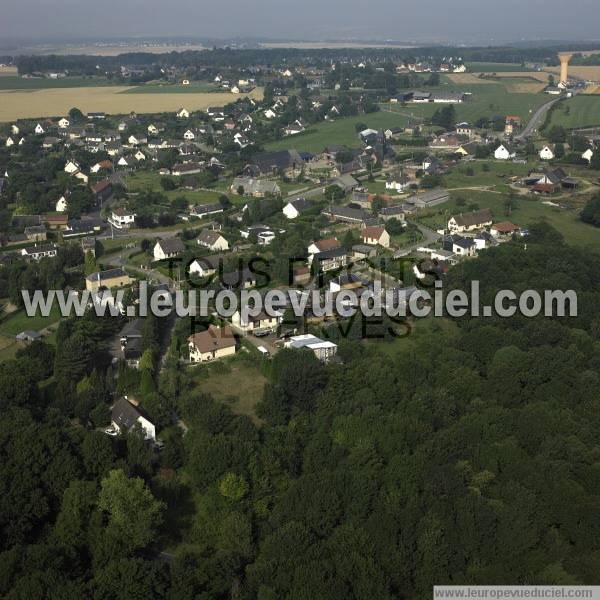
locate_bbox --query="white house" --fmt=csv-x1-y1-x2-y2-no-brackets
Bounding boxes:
582,148,594,163
176,107,191,118
183,129,196,141
188,325,237,363
153,238,185,261
189,257,218,278
5,137,14,147
539,145,555,160
64,160,80,174
11,124,19,135
58,117,70,129
109,208,136,229
34,123,46,135
283,197,311,219
360,226,391,248
196,229,229,252
55,195,68,212
21,243,58,261
448,209,493,233
264,108,278,119
494,144,515,160
134,150,146,162
231,309,283,335
111,397,156,441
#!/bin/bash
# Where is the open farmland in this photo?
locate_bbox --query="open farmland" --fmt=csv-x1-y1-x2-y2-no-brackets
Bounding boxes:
0,87,263,121
0,66,18,76
0,76,115,90
547,65,600,81
547,95,600,129
467,62,534,72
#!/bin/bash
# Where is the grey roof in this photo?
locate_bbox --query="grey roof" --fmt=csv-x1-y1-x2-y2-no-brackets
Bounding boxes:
86,267,127,282
191,202,224,216
156,238,185,254
324,205,371,223
111,397,151,431
289,197,311,212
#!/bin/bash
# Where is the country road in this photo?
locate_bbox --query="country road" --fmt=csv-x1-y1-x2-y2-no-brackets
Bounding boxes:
516,98,560,141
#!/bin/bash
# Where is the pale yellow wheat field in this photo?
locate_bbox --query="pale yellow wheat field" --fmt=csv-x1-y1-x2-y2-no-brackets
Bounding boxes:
0,87,263,121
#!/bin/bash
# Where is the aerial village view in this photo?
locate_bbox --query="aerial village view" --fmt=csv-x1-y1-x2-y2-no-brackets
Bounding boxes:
0,0,600,597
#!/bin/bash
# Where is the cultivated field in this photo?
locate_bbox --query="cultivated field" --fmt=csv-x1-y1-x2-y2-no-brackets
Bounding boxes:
547,65,600,81
0,87,263,121
467,62,534,73
547,95,600,129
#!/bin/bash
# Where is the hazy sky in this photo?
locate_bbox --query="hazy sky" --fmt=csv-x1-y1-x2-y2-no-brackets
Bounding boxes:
0,0,598,44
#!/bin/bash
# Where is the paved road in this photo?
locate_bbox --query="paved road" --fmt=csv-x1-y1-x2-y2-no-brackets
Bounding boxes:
516,98,560,141
394,222,441,258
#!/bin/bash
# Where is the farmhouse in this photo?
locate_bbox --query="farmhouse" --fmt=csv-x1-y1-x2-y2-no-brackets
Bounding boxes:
190,202,224,219
448,209,493,233
322,205,370,224
188,325,237,363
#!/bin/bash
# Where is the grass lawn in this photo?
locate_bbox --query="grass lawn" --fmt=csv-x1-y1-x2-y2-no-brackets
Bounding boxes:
0,304,63,336
467,62,534,73
191,359,266,424
0,336,21,362
0,76,114,90
126,171,241,206
416,189,600,250
547,96,600,130
444,160,531,188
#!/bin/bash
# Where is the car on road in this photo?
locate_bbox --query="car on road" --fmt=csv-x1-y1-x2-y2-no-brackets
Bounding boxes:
257,346,270,357
104,426,118,437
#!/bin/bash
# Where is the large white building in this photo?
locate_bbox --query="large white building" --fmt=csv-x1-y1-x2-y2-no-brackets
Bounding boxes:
284,334,338,363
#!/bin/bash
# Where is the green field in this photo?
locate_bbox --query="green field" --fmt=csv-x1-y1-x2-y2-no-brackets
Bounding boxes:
0,76,114,90
0,305,63,336
417,190,600,250
467,62,534,73
126,171,242,206
122,83,218,94
266,83,548,153
547,96,600,130
191,360,266,424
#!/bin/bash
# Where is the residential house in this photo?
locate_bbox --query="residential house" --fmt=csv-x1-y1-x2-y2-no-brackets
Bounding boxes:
86,267,134,291
111,397,155,440
231,177,281,197
310,247,348,271
582,148,594,163
91,179,113,204
64,160,80,174
539,145,555,160
494,144,516,160
153,238,185,261
322,205,371,224
243,149,304,178
44,214,69,230
196,229,229,252
385,171,410,192
24,225,47,242
456,122,474,137
360,226,390,248
189,202,224,219
188,325,237,362
109,208,136,229
21,243,58,261
283,197,312,219
118,319,144,367
176,107,191,118
188,255,220,278
443,235,476,257
284,334,338,362
172,162,203,176
232,309,283,335
55,195,68,212
448,209,493,233
491,222,521,237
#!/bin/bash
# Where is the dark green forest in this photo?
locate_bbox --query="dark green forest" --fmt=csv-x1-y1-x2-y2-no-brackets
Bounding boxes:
1,223,600,598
